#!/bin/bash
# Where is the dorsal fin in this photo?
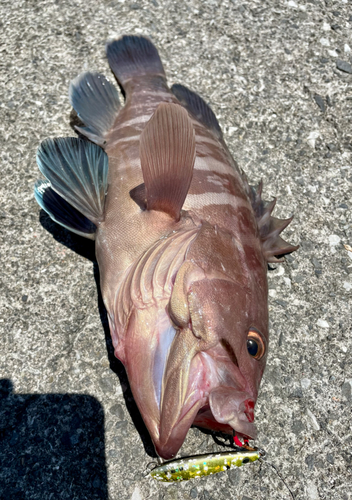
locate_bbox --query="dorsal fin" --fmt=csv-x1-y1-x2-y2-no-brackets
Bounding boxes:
171,84,222,139
139,103,196,220
36,137,108,224
69,72,120,146
106,35,166,92
242,174,299,262
34,180,96,239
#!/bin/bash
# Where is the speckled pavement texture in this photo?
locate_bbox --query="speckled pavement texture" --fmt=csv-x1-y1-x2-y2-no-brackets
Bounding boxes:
1,0,351,499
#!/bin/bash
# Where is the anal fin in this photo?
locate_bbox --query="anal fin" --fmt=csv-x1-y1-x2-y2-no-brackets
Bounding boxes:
139,103,196,221
34,180,96,239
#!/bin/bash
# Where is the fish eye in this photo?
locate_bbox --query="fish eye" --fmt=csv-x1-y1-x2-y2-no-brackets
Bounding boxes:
247,329,265,360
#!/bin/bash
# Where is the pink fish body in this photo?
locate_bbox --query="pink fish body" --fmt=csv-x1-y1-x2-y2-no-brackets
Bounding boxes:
35,36,298,459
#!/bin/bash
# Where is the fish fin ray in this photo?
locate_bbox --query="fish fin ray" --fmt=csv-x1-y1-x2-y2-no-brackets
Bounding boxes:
263,236,300,262
106,35,165,90
74,125,107,147
171,84,222,139
34,180,96,239
36,137,108,224
69,72,120,144
140,103,196,220
242,174,299,260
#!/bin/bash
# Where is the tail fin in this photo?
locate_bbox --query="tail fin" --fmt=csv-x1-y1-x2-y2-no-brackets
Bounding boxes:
106,35,165,89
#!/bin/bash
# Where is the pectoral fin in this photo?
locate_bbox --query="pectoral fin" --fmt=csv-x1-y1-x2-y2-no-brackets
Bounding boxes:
139,103,196,221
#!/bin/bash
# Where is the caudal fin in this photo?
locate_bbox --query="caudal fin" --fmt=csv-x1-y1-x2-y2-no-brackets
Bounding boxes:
106,35,166,90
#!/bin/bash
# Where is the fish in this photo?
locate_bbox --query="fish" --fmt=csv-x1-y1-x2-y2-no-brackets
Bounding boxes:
149,447,264,482
34,35,298,460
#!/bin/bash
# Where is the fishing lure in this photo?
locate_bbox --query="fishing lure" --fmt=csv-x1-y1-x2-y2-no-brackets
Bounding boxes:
149,448,264,482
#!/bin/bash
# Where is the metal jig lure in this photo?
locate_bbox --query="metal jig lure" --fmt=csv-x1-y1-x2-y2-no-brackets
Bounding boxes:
149,447,264,482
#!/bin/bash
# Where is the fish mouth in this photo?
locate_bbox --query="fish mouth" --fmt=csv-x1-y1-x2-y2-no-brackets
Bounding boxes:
155,348,257,459
118,311,257,459
155,394,256,460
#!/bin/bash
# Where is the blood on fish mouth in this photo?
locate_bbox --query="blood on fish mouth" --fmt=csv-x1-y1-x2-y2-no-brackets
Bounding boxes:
243,399,255,423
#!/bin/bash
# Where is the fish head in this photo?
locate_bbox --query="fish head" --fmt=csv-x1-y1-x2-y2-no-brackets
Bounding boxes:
163,223,269,453
111,222,268,459
181,273,268,438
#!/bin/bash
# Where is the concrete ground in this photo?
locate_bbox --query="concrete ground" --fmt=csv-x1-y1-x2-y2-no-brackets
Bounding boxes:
1,0,351,499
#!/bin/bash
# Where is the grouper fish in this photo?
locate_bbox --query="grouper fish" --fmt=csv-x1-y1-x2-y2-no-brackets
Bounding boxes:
34,35,298,459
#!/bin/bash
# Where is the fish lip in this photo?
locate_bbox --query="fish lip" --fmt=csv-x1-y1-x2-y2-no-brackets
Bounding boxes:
180,355,258,437
227,412,257,440
208,386,257,439
153,394,209,459
154,391,256,459
154,392,257,459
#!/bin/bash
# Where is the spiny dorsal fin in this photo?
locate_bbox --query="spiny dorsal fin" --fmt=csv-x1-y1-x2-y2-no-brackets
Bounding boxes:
34,180,96,239
106,35,165,91
139,102,196,220
69,72,120,147
261,215,299,263
171,84,222,139
242,174,299,262
36,137,108,225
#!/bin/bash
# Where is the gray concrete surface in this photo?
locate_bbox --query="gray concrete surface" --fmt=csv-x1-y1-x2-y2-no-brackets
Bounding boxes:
1,0,351,499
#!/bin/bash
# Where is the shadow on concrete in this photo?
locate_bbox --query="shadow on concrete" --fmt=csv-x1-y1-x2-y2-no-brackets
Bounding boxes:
39,210,96,263
0,379,107,500
39,212,158,458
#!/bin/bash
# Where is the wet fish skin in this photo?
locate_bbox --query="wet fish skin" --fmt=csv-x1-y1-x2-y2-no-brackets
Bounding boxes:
34,35,298,459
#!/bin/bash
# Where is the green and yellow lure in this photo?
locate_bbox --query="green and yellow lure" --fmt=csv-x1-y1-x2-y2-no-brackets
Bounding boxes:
150,448,264,482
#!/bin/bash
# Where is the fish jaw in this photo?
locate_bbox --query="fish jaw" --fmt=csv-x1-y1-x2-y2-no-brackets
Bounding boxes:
209,387,257,438
152,268,267,457
118,310,259,458
111,301,259,459
154,343,259,458
116,305,176,444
